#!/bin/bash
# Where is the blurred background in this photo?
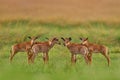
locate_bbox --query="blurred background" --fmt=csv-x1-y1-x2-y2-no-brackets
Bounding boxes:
0,0,120,80
0,0,120,22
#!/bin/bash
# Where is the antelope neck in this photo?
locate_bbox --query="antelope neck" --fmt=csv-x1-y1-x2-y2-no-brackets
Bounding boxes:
49,41,52,45
84,41,89,47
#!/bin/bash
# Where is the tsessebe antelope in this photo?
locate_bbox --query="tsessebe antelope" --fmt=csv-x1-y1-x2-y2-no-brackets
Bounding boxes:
80,37,110,66
9,36,39,63
29,37,61,63
61,37,89,64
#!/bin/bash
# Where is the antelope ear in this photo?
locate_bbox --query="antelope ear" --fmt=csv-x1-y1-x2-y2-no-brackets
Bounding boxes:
53,37,57,40
61,37,65,41
35,36,39,39
80,37,82,40
69,37,72,41
85,37,88,40
28,36,32,39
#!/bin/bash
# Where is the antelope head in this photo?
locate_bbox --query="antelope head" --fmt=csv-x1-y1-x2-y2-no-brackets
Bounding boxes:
28,36,39,45
80,37,88,45
48,37,61,45
61,37,72,46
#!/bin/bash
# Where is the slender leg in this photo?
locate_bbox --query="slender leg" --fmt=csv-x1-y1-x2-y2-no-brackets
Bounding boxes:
43,53,45,63
27,48,31,64
27,51,30,64
28,53,33,64
87,53,92,65
71,54,76,64
84,54,89,65
31,53,36,63
9,50,17,62
43,52,49,64
46,52,49,62
102,52,110,66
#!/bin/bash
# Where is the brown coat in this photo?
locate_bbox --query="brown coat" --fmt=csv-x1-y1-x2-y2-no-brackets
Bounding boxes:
61,37,89,64
80,37,110,66
9,36,38,63
30,38,60,63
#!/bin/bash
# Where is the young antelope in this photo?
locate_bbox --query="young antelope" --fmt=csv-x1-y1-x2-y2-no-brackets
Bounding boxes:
29,37,61,63
10,36,39,63
61,37,89,64
80,37,110,66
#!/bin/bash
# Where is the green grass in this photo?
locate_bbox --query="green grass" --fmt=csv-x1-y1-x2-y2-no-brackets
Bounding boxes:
0,20,120,80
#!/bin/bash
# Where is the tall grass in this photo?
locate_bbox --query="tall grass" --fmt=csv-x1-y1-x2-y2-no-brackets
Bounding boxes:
0,20,120,80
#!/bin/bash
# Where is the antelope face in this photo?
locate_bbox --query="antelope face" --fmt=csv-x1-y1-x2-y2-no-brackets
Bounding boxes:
61,37,71,46
50,37,61,45
80,37,88,45
28,36,39,45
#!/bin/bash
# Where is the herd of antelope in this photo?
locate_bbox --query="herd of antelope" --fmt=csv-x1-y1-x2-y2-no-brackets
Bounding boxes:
9,36,110,66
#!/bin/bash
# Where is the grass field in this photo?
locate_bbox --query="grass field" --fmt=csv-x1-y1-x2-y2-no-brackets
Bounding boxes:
0,20,120,80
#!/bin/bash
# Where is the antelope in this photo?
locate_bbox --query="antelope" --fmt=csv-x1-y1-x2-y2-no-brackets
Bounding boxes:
61,37,89,64
29,37,61,63
9,36,39,63
80,37,110,66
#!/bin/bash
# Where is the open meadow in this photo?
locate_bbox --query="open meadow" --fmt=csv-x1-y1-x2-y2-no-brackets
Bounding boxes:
0,0,120,80
0,20,120,80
